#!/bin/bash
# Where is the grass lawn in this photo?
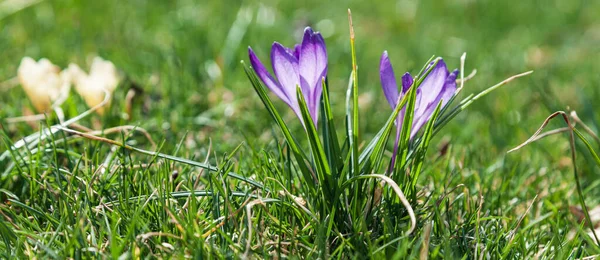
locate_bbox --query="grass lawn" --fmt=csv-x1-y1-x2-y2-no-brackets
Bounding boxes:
1,0,600,258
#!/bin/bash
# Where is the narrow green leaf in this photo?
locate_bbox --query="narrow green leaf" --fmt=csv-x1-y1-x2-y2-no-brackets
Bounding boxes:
296,86,334,197
8,199,60,227
574,128,600,167
434,71,533,136
411,101,443,188
0,218,16,247
348,11,360,178
396,76,417,171
321,78,342,177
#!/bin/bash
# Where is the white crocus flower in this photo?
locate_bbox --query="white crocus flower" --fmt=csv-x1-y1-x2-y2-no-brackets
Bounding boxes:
17,57,70,113
68,57,120,115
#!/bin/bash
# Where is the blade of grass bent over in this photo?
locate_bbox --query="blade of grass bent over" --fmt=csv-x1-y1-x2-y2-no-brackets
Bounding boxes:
508,111,600,246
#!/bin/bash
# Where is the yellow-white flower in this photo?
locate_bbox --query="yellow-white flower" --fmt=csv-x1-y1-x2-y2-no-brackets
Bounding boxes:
17,57,70,113
68,57,120,115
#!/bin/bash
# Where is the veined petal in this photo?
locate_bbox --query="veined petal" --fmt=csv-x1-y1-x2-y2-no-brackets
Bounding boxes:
271,42,301,103
299,28,327,89
414,59,449,118
411,69,458,138
297,39,322,125
410,93,431,139
282,44,301,60
298,27,327,126
439,69,458,107
406,88,423,137
380,51,399,108
300,76,322,126
293,44,301,60
248,47,290,104
299,28,327,98
419,59,449,106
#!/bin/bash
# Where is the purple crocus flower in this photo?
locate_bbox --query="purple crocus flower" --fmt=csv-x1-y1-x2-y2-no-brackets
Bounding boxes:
380,51,458,169
248,27,328,127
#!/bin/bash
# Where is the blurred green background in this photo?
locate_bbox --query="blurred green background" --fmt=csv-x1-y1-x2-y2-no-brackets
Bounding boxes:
1,0,600,182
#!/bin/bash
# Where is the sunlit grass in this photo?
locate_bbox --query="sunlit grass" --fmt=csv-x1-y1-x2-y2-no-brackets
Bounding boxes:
1,0,600,258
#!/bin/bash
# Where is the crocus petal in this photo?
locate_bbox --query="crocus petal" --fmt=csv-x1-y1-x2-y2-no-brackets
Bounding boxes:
271,42,300,101
439,69,458,107
380,51,399,108
414,59,449,118
89,57,120,92
410,69,458,138
67,57,121,115
303,76,322,125
419,59,449,101
248,47,290,104
293,44,301,60
281,45,301,61
401,72,413,94
298,27,327,92
409,102,432,139
299,27,327,124
18,57,68,113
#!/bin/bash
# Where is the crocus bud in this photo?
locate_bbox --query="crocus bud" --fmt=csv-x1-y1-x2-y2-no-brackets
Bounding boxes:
17,57,70,113
68,57,120,115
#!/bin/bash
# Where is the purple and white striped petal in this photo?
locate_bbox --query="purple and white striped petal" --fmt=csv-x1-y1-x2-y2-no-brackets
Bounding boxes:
298,27,327,92
298,27,327,125
419,60,449,102
414,59,449,119
410,68,458,138
293,44,301,60
282,44,301,60
271,42,301,106
439,69,458,107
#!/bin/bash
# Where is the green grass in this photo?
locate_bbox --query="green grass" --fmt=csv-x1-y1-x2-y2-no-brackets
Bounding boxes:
2,0,600,258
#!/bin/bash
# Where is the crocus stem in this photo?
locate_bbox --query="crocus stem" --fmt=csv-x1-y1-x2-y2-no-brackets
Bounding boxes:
389,120,402,174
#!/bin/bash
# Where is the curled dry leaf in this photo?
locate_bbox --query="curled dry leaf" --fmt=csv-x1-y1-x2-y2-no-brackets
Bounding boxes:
17,57,70,113
67,57,120,115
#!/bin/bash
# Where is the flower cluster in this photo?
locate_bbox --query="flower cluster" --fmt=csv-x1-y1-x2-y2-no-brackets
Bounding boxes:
380,52,458,139
380,51,458,169
248,26,458,146
17,56,121,115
